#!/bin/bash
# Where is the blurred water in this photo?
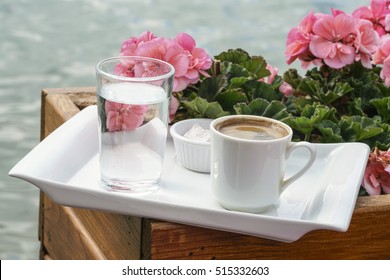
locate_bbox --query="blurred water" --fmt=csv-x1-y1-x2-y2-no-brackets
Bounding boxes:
0,0,367,259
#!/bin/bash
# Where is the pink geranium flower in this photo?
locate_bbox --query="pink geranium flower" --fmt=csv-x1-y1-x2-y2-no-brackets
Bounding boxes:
169,95,180,122
373,35,390,64
105,100,148,132
363,147,390,195
134,37,190,92
380,56,390,85
354,20,380,68
385,12,390,31
285,11,319,66
373,35,390,85
120,31,156,56
353,0,390,36
258,64,278,84
113,59,136,77
309,13,357,69
118,31,212,122
119,31,212,93
174,32,212,85
279,82,294,97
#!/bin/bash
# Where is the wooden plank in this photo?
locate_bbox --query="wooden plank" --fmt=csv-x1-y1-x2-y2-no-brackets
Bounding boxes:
42,197,106,259
41,86,96,109
40,90,104,259
41,90,80,138
74,209,142,260
355,193,390,209
39,88,80,248
145,195,390,260
40,88,142,259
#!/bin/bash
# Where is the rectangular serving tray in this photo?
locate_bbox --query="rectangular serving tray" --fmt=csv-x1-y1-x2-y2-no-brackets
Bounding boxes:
9,105,370,242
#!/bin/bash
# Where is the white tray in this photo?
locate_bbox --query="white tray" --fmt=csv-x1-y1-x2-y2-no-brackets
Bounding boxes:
9,105,370,242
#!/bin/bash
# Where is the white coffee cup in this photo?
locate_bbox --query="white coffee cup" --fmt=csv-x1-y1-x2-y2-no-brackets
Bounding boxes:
210,115,317,213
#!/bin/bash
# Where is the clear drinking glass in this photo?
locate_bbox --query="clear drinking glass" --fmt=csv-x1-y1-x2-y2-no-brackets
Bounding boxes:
95,56,175,193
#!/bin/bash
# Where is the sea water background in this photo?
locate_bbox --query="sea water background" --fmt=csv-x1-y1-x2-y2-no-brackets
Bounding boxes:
0,0,366,259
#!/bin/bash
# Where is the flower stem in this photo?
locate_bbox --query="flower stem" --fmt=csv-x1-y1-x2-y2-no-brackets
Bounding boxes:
213,60,221,76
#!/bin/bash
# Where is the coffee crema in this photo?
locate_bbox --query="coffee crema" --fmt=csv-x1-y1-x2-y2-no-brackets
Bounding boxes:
217,119,288,140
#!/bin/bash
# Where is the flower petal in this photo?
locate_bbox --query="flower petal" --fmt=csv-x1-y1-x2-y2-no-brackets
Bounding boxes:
312,15,335,41
309,36,333,58
333,13,357,39
175,32,196,51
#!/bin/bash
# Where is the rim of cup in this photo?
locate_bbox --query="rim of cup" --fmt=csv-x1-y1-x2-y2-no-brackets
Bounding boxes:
210,115,293,143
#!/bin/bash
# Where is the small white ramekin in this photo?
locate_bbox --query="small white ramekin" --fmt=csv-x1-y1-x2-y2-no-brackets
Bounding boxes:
170,118,212,173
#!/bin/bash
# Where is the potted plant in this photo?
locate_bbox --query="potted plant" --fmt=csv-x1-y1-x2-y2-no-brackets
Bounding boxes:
117,0,390,197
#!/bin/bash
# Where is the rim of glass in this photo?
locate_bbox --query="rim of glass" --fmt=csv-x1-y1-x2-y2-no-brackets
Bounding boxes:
96,56,175,82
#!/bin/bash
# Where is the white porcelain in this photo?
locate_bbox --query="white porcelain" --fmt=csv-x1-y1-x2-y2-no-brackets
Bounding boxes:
9,106,370,242
170,118,212,173
210,115,317,213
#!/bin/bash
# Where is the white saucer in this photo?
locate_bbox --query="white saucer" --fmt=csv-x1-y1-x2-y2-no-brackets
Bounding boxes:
9,106,370,242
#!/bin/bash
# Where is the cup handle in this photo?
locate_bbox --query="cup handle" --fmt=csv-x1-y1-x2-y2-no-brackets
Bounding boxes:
281,142,316,193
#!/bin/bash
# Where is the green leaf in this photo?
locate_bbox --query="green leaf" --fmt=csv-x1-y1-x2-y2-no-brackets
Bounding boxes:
359,187,369,196
235,98,288,120
240,55,270,79
251,81,282,102
287,104,337,141
182,97,228,119
355,117,384,141
215,51,270,81
214,48,251,64
315,120,344,143
197,76,227,102
324,82,353,104
233,103,252,115
339,118,361,142
372,122,390,150
282,68,302,89
182,97,209,117
220,61,252,80
370,97,390,122
215,89,248,113
291,96,315,114
377,82,390,97
229,76,251,88
263,100,289,120
339,116,383,143
247,98,270,115
301,104,336,121
204,102,230,119
287,116,315,139
297,78,352,105
348,97,365,116
297,77,321,97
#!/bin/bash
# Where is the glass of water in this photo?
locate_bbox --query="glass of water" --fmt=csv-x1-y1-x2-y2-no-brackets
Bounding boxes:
95,56,175,193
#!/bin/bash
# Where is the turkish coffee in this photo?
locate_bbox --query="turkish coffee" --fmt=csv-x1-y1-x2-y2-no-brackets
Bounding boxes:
216,118,288,140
